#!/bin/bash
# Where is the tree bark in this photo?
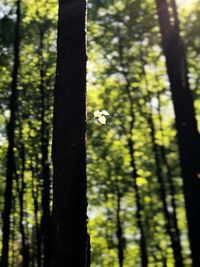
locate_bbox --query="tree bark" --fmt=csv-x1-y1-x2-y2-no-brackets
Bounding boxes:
1,0,21,266
51,1,88,266
156,0,200,266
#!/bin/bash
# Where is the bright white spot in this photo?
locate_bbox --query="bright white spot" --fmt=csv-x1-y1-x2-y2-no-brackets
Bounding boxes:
93,110,109,125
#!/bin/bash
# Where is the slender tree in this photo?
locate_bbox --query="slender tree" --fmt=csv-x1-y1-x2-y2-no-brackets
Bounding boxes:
157,91,183,263
118,71,148,267
51,0,88,266
156,0,200,265
117,31,148,267
114,178,125,267
116,193,124,267
16,126,29,267
38,26,51,267
140,51,183,267
147,107,183,267
1,0,21,266
30,153,42,267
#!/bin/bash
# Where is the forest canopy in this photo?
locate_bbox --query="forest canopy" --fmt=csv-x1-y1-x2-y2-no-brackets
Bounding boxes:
1,0,200,266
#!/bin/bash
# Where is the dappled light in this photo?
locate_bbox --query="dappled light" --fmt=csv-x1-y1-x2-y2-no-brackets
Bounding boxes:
1,0,200,266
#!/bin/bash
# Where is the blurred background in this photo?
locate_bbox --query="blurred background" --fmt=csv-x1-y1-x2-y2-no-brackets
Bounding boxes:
1,0,200,266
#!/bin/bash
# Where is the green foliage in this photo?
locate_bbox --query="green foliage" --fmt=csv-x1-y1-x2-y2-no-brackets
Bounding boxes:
0,0,200,266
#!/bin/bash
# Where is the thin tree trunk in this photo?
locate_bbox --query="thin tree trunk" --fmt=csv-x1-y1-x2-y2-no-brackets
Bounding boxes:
139,51,183,266
157,91,183,261
117,31,148,267
119,80,148,267
41,125,51,267
147,108,183,267
116,193,124,267
16,129,29,267
119,72,148,267
10,198,16,267
30,156,41,267
1,0,21,266
37,28,51,267
127,137,148,267
152,56,183,264
156,1,200,265
51,1,88,266
106,162,125,267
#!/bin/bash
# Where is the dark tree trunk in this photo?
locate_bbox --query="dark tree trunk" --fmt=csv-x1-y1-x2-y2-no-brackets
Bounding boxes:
1,0,21,266
10,198,16,267
156,1,200,266
116,193,124,267
51,1,88,266
86,234,91,267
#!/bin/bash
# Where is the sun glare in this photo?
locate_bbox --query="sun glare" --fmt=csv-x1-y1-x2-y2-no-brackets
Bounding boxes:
177,0,197,7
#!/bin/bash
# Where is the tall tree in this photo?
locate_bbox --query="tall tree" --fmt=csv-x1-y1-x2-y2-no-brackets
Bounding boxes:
156,0,200,265
140,51,183,266
117,30,148,267
1,0,21,266
51,0,88,266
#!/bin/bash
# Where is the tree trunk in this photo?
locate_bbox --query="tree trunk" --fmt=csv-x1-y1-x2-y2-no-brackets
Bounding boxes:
116,192,124,267
127,137,148,267
156,1,200,266
30,156,41,267
157,92,183,264
16,129,29,267
1,0,21,266
51,1,88,266
117,32,148,267
10,198,16,267
139,51,183,266
147,109,183,267
38,28,51,267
